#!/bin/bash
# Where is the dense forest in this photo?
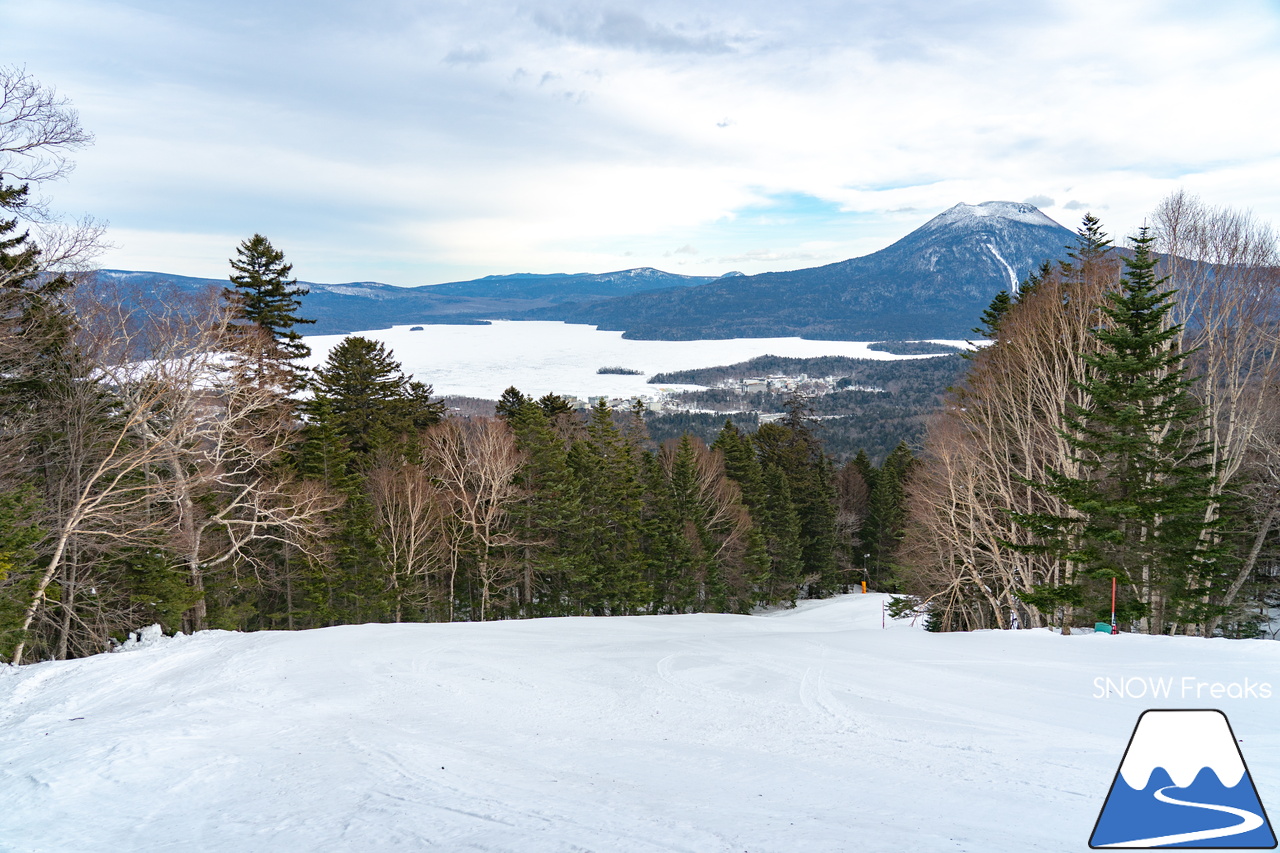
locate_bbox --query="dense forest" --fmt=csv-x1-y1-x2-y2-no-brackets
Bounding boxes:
898,201,1280,638
4,66,1279,664
0,219,921,661
649,354,968,462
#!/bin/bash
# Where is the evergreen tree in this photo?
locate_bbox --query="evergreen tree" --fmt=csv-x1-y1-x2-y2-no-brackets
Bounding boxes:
507,402,581,615
668,435,729,611
1016,228,1226,633
566,400,650,614
310,336,443,458
850,449,876,493
291,395,385,625
973,290,1013,339
537,393,576,419
713,420,763,508
639,447,694,613
0,488,45,662
496,386,532,421
834,458,870,586
759,463,804,601
754,402,839,595
1063,213,1112,269
711,420,772,604
862,441,914,588
225,234,314,389
0,180,74,416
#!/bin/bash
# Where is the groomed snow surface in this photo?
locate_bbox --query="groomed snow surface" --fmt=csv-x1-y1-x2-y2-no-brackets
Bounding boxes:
2,594,1277,852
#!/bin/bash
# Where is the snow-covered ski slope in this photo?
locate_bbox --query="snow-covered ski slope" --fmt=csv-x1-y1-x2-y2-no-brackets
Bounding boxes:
2,594,1277,852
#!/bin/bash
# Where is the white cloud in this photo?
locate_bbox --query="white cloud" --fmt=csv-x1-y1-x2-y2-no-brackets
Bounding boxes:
5,0,1279,282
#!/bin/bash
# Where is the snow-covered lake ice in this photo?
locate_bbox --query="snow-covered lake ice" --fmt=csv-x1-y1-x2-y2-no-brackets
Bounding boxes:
3,594,1277,852
301,321,968,400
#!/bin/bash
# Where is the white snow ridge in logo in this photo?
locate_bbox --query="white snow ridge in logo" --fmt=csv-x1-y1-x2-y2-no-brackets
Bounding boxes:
1090,709,1277,849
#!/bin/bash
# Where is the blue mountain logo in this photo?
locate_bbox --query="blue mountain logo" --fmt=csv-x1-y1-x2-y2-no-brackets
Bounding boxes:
1091,709,1276,848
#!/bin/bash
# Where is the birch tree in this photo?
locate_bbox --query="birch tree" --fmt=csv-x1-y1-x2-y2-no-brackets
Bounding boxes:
899,217,1119,630
1152,191,1280,631
421,418,525,621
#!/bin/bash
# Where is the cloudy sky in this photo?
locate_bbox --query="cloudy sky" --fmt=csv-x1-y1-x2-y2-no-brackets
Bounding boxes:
4,0,1279,285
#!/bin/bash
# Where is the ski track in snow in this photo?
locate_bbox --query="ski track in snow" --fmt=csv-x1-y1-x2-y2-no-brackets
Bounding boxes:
1,595,1277,852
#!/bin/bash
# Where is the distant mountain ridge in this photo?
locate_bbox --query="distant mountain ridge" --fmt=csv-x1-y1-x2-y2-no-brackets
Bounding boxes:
541,201,1077,339
90,201,1079,339
90,267,728,336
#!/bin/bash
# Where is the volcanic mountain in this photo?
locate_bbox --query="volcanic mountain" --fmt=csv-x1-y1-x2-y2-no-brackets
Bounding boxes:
91,202,1080,340
542,201,1079,340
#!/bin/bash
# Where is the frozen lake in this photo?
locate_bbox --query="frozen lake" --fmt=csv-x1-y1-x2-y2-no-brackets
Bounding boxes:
302,320,966,400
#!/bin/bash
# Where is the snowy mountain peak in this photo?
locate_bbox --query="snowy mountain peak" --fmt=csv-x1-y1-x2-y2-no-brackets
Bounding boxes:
926,201,1062,231
1118,710,1246,790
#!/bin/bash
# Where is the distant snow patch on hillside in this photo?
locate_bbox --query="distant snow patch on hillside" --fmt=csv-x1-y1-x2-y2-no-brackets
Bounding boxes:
985,242,1018,289
313,285,391,298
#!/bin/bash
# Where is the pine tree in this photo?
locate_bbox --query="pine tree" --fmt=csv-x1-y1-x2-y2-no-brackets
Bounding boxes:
507,402,581,615
291,395,385,625
711,420,772,604
537,393,576,419
496,386,532,421
759,463,804,601
973,290,1013,339
226,234,314,389
862,441,914,588
566,400,650,614
754,402,839,595
0,488,45,662
850,449,876,494
0,181,74,416
1018,228,1226,633
713,420,763,508
1064,213,1112,269
640,447,695,613
310,336,443,458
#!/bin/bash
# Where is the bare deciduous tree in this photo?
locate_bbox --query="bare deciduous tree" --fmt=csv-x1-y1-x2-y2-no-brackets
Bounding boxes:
1152,193,1280,631
368,456,446,622
0,65,107,276
421,418,525,621
6,283,338,662
900,241,1118,630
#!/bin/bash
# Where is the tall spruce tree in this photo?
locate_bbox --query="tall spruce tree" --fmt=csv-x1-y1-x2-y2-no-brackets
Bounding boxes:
711,420,772,604
567,400,649,614
291,395,387,625
1017,228,1226,633
639,447,695,613
754,399,839,595
862,441,914,588
309,336,444,458
496,386,531,421
973,290,1013,340
226,234,314,389
507,401,581,615
0,181,74,415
